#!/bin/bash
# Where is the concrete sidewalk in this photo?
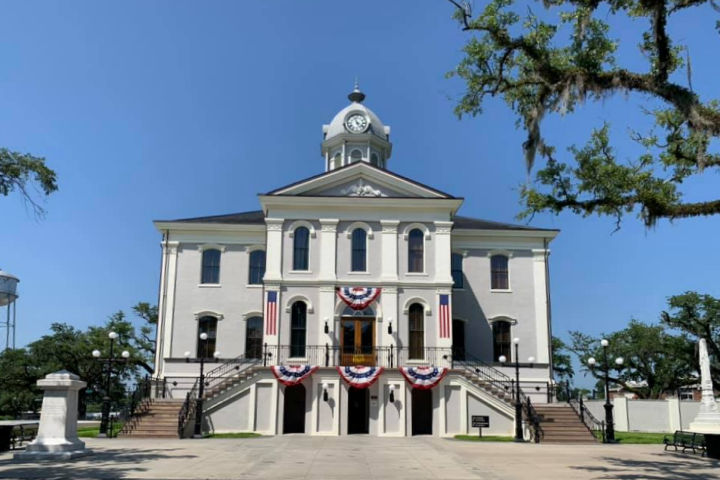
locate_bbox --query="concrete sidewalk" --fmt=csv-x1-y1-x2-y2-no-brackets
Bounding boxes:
1,436,718,479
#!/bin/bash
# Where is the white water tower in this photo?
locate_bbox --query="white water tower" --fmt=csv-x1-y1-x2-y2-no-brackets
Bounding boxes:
0,269,19,350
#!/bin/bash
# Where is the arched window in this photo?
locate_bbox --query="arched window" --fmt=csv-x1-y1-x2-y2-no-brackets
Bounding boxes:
201,249,221,284
290,302,307,357
492,321,511,362
248,250,266,285
350,149,362,163
197,316,218,358
351,228,367,272
332,153,341,169
491,255,509,290
245,316,263,359
293,227,310,271
370,153,379,166
452,253,463,289
408,303,424,359
408,229,424,273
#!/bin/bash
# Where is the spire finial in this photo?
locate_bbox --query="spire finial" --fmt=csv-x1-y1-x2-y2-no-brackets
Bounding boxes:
348,79,365,103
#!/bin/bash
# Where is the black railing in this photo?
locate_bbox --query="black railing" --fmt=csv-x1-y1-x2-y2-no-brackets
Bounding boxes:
178,380,199,438
569,395,605,443
116,376,168,438
261,344,453,368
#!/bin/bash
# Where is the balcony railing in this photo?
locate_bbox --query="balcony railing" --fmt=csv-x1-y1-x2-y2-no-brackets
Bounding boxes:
261,344,453,368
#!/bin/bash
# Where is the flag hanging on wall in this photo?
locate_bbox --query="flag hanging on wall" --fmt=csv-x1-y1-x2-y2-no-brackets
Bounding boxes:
400,366,448,390
438,294,451,338
265,291,278,335
271,365,318,386
336,366,384,388
337,287,381,310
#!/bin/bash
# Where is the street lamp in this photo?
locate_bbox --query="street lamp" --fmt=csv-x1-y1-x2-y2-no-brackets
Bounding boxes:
587,339,624,443
92,331,130,438
511,337,523,442
185,332,218,439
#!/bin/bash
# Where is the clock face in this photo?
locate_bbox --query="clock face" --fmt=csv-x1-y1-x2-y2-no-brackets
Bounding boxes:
345,114,368,133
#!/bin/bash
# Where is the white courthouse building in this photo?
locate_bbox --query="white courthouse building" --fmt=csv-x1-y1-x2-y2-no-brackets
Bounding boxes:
152,86,559,438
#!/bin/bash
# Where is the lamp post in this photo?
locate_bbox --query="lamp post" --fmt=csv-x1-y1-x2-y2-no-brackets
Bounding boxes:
587,339,624,443
184,332,219,439
92,331,130,438
499,338,524,442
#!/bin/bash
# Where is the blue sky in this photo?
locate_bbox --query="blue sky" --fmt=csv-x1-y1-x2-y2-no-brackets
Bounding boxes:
1,1,718,383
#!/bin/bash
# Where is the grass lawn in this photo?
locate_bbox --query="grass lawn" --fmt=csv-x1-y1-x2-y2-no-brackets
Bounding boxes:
454,434,514,442
77,423,124,438
208,432,262,439
592,431,668,444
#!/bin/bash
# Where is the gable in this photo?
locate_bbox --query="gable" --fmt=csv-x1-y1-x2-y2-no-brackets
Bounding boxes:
266,162,454,199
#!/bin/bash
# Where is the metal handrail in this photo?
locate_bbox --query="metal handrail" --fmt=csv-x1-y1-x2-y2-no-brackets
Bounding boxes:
117,376,167,437
261,344,453,368
569,396,605,443
177,380,198,438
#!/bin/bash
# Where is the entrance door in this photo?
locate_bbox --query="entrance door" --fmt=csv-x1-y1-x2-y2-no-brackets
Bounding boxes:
341,318,375,366
283,384,306,434
412,389,433,435
347,387,369,434
452,319,465,361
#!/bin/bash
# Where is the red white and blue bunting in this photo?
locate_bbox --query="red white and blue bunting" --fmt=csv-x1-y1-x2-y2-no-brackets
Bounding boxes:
337,287,381,310
400,366,448,390
271,365,319,386
336,366,384,389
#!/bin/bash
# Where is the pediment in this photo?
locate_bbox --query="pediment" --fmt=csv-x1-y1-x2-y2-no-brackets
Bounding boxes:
266,163,453,199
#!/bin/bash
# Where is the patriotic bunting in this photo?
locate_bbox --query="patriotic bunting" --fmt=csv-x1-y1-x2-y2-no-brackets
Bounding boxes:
336,366,384,389
337,287,381,310
271,365,318,386
400,366,448,390
438,294,451,338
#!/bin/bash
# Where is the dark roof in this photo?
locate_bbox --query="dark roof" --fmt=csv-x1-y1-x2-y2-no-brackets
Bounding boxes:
453,216,558,232
265,162,457,199
158,210,265,225
157,210,557,232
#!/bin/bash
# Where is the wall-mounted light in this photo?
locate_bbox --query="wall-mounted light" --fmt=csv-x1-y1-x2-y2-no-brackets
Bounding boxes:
322,382,329,402
387,317,393,335
388,384,395,403
324,317,330,334
528,356,535,366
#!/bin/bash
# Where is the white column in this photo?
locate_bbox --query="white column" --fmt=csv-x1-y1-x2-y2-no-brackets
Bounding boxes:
380,220,399,281
264,218,284,282
668,398,682,431
159,241,179,376
319,219,338,282
532,249,550,364
434,221,454,285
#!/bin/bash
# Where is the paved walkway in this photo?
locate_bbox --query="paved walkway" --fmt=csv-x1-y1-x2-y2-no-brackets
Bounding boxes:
1,436,718,479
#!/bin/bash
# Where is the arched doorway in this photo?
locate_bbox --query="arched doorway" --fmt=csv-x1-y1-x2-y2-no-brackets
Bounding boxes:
347,387,369,434
283,384,306,434
412,389,432,435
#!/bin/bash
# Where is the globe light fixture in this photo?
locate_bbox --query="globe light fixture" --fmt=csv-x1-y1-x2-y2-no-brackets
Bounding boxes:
498,355,507,363
600,339,609,347
213,351,221,359
528,356,535,363
513,337,520,345
121,351,130,359
615,357,624,366
108,331,118,340
200,332,208,341
92,349,101,358
587,357,596,366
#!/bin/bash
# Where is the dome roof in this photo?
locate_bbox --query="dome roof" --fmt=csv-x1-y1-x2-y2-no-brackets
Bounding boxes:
323,86,389,142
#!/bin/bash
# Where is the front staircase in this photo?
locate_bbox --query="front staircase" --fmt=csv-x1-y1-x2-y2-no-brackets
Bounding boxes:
533,404,597,443
118,399,184,438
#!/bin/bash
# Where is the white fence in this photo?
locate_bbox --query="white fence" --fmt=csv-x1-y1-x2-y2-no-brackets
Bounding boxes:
584,398,700,433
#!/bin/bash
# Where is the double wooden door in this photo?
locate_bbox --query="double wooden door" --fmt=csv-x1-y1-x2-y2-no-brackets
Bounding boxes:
341,317,375,366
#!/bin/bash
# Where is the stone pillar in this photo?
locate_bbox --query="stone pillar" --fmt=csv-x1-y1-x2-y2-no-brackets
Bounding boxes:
433,221,454,285
318,219,338,282
264,218,284,282
157,240,179,376
532,248,550,364
612,397,629,432
380,220,399,281
15,371,91,460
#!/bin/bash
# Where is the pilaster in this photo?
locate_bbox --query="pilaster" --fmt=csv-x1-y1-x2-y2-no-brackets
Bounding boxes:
532,248,550,363
159,241,179,376
380,220,399,281
434,221,454,284
264,218,284,282
319,219,339,282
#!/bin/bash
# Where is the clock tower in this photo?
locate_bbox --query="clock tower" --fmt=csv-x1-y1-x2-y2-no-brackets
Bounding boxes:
321,83,392,171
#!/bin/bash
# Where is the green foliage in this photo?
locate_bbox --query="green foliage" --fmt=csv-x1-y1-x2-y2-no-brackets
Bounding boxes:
551,336,574,382
569,320,695,399
453,434,514,442
448,0,720,227
592,431,669,444
661,291,720,387
0,148,57,216
0,303,156,418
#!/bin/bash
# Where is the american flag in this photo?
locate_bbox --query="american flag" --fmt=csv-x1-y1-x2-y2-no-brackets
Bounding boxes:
265,291,278,336
439,294,451,338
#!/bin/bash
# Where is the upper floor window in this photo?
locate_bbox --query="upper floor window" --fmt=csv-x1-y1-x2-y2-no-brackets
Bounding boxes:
452,253,463,289
293,227,310,271
492,320,511,362
248,250,266,285
491,255,509,290
350,149,362,163
351,228,367,272
245,316,263,359
408,303,425,359
197,316,218,358
408,228,424,273
201,249,221,284
290,301,307,358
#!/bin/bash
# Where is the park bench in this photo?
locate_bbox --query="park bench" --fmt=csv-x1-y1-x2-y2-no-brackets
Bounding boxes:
663,430,706,456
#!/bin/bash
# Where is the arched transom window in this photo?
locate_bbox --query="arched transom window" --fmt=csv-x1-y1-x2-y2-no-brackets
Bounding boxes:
293,227,310,271
408,229,424,273
290,301,307,358
351,228,367,272
408,303,424,359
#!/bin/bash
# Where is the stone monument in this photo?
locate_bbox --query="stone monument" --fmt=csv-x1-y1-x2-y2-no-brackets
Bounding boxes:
688,338,720,458
14,370,92,460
